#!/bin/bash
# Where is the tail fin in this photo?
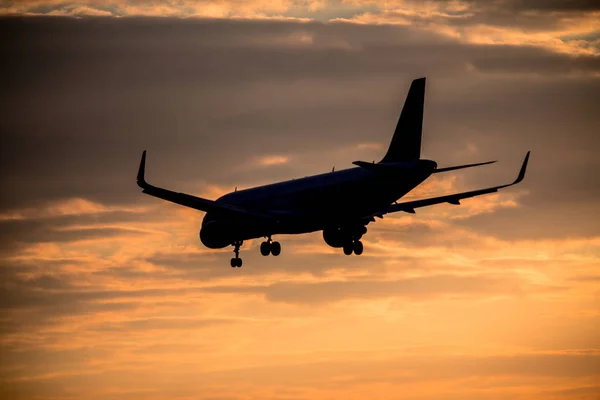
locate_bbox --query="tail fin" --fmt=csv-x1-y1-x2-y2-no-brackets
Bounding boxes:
380,77,426,163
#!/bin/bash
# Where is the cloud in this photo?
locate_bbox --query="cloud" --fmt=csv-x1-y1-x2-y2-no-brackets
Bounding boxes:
249,273,555,304
0,14,599,400
0,198,147,221
47,5,114,17
500,0,600,12
0,204,169,256
0,0,296,19
91,317,234,332
1,18,598,219
256,154,290,166
2,0,599,58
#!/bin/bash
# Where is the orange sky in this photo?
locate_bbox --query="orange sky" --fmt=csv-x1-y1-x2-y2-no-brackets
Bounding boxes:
1,2,599,399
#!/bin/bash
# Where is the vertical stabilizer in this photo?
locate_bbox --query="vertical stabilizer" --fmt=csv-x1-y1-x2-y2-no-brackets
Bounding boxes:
380,77,426,163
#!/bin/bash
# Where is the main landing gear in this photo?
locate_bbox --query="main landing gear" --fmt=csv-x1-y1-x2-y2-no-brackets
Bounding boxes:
260,237,281,257
343,239,364,256
230,240,243,268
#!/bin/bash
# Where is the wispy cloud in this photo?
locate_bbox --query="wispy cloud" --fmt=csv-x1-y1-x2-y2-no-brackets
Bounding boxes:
2,0,599,56
0,198,148,221
256,154,291,166
1,13,599,400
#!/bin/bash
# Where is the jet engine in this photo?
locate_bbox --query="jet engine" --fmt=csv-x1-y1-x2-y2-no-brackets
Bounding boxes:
199,221,231,249
322,225,367,248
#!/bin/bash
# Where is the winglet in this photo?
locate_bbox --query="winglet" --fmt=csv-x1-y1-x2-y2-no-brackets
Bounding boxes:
513,151,530,185
137,150,147,188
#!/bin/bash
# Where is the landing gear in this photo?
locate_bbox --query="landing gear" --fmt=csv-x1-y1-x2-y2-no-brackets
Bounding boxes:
230,257,242,268
343,239,363,255
231,240,243,267
260,237,281,257
260,241,271,256
271,241,281,256
343,242,353,255
353,240,363,255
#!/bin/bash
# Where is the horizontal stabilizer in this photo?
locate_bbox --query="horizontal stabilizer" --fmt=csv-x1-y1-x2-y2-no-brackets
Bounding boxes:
352,160,377,170
433,160,496,173
352,160,412,173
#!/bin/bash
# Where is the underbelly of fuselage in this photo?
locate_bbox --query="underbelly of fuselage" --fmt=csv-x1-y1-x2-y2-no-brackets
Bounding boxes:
200,167,432,248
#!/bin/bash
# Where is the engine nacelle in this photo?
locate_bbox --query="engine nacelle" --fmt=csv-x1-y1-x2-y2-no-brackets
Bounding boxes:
199,221,232,249
323,225,367,248
322,227,345,248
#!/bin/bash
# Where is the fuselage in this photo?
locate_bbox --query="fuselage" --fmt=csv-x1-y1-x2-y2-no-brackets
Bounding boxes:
200,159,437,248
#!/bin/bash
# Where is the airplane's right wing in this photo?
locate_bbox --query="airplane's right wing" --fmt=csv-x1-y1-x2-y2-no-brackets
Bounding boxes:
377,151,530,216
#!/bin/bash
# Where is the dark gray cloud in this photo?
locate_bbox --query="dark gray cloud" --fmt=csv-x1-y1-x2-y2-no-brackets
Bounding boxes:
429,0,600,20
468,46,600,74
1,18,598,240
369,0,600,36
503,0,600,12
0,209,163,255
0,16,597,250
0,263,187,328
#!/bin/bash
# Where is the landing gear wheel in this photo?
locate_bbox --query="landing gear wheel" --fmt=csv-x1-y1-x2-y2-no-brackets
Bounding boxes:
230,258,238,268
353,240,363,255
271,241,281,256
260,241,271,256
343,242,353,255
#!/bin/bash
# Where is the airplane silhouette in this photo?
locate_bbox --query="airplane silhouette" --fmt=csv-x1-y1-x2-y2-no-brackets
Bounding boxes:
137,77,530,267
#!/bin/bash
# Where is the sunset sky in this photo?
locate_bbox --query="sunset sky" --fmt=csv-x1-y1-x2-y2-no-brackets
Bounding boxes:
1,1,599,399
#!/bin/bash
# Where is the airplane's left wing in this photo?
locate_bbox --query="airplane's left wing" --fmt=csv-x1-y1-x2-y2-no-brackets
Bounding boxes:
136,151,278,222
378,151,530,216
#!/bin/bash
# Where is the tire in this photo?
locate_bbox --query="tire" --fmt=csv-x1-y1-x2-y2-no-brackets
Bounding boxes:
343,243,353,255
260,241,271,256
271,241,281,256
353,240,363,255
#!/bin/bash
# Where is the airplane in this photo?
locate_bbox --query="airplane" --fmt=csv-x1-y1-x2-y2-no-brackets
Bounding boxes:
137,77,530,268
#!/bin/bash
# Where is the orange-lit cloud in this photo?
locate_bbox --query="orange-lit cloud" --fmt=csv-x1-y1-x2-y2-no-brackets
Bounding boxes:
1,11,599,400
257,154,291,166
0,198,149,221
2,0,599,57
